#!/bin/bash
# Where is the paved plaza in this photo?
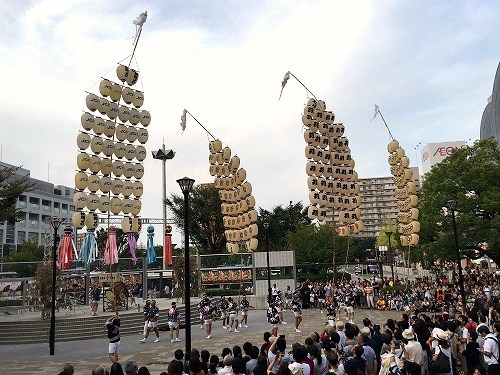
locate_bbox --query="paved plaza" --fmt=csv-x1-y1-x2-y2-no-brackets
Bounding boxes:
1,299,402,375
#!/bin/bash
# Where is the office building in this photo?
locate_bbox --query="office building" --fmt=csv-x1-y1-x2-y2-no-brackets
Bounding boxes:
420,141,466,176
0,161,74,252
480,62,500,149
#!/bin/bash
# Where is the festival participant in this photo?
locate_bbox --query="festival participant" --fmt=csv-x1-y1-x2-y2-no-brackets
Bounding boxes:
325,300,336,327
227,297,240,333
200,294,215,339
239,294,254,328
284,286,293,311
167,301,181,343
90,282,101,316
219,296,229,329
267,300,280,337
275,292,287,325
105,309,120,363
142,300,151,335
292,292,303,333
140,299,160,343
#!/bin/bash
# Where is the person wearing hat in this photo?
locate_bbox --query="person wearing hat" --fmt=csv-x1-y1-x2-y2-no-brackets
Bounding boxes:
336,321,347,348
167,301,181,343
401,328,423,375
140,299,160,343
431,330,453,375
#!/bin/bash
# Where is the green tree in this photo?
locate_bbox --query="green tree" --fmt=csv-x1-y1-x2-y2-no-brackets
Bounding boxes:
2,240,44,277
166,185,225,255
419,138,500,265
0,165,34,224
257,201,310,252
171,247,200,301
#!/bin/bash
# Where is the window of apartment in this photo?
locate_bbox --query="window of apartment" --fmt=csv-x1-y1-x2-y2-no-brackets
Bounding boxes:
28,232,38,242
54,202,60,213
17,232,25,244
70,205,75,211
42,199,51,211
29,197,40,209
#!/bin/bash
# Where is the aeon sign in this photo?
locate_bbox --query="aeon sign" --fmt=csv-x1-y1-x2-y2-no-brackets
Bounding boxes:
433,145,464,157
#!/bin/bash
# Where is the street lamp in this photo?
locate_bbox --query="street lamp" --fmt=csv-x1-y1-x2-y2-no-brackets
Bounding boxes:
177,176,195,357
152,145,175,270
49,217,63,355
446,199,467,310
263,222,272,305
385,231,395,283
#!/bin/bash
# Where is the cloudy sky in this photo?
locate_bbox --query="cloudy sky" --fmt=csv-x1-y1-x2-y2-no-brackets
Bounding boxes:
1,1,499,246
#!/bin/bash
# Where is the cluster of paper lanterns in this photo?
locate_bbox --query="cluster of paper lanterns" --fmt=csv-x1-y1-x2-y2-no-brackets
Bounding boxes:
387,140,419,246
302,98,364,236
208,140,259,253
72,64,149,233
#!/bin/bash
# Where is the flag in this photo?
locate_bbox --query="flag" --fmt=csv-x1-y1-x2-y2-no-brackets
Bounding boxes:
279,71,291,100
371,104,380,121
133,11,148,27
180,109,187,132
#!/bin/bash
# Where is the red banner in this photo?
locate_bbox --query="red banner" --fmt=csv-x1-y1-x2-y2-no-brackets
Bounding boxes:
164,234,172,266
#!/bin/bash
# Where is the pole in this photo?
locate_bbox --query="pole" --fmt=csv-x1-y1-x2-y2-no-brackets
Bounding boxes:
264,223,271,305
183,190,191,356
50,225,58,356
162,156,166,271
450,209,466,310
386,232,395,283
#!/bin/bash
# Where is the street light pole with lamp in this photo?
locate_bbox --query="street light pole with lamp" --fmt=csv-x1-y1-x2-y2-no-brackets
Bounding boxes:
177,176,195,358
385,231,395,283
446,199,467,310
49,217,63,356
263,222,272,305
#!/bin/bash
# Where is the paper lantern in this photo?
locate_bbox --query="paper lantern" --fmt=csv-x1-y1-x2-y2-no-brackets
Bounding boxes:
99,196,110,212
319,122,330,136
124,144,136,161
410,208,419,221
133,91,144,108
395,187,409,200
73,192,87,210
87,194,99,211
235,168,246,184
241,182,252,198
103,120,115,138
350,220,364,234
123,163,135,179
387,139,400,153
114,142,126,158
331,123,345,137
121,87,135,104
85,213,98,229
337,226,350,236
322,152,331,165
313,149,324,163
110,84,122,102
98,98,110,115
89,156,101,173
126,126,138,142
247,238,258,251
245,195,256,209
110,197,122,215
86,94,100,112
120,217,132,233
102,139,114,157
126,69,139,86
140,110,151,126
400,156,410,168
304,130,317,144
388,153,399,166
209,165,217,176
81,112,95,131
407,194,418,208
400,235,409,246
75,172,88,190
122,180,134,197
115,124,128,141
131,199,142,216
87,174,100,192
99,176,112,193
319,135,330,150
220,147,231,162
129,108,141,125
99,79,112,97
314,109,323,121
407,182,416,194
307,205,318,220
77,133,91,150
302,114,315,127
118,106,130,123
317,208,327,222
395,148,405,159
305,145,317,160
107,102,119,120
90,136,104,154
117,65,129,81
135,145,146,161
306,161,317,176
403,168,413,181
72,211,85,229
122,198,133,214
134,164,144,179
316,164,326,177
137,128,149,144
131,217,142,232
221,165,231,178
409,234,419,246
248,209,258,223
248,223,258,237
323,111,334,124
111,179,124,195
112,161,125,177
307,176,319,190
390,165,404,177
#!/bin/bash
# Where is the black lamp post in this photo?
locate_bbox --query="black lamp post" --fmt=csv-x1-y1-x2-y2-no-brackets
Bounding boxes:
177,176,195,357
263,222,272,305
385,231,395,283
49,217,63,355
447,200,467,309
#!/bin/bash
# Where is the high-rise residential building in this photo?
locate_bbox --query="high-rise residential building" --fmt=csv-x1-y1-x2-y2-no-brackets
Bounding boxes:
420,141,466,176
326,167,420,238
0,161,74,252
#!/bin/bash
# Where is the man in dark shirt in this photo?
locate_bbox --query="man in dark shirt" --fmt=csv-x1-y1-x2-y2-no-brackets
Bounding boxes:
106,310,120,363
344,345,366,375
260,332,272,356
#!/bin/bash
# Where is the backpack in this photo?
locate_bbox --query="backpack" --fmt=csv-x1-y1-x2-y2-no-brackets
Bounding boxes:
429,346,451,375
